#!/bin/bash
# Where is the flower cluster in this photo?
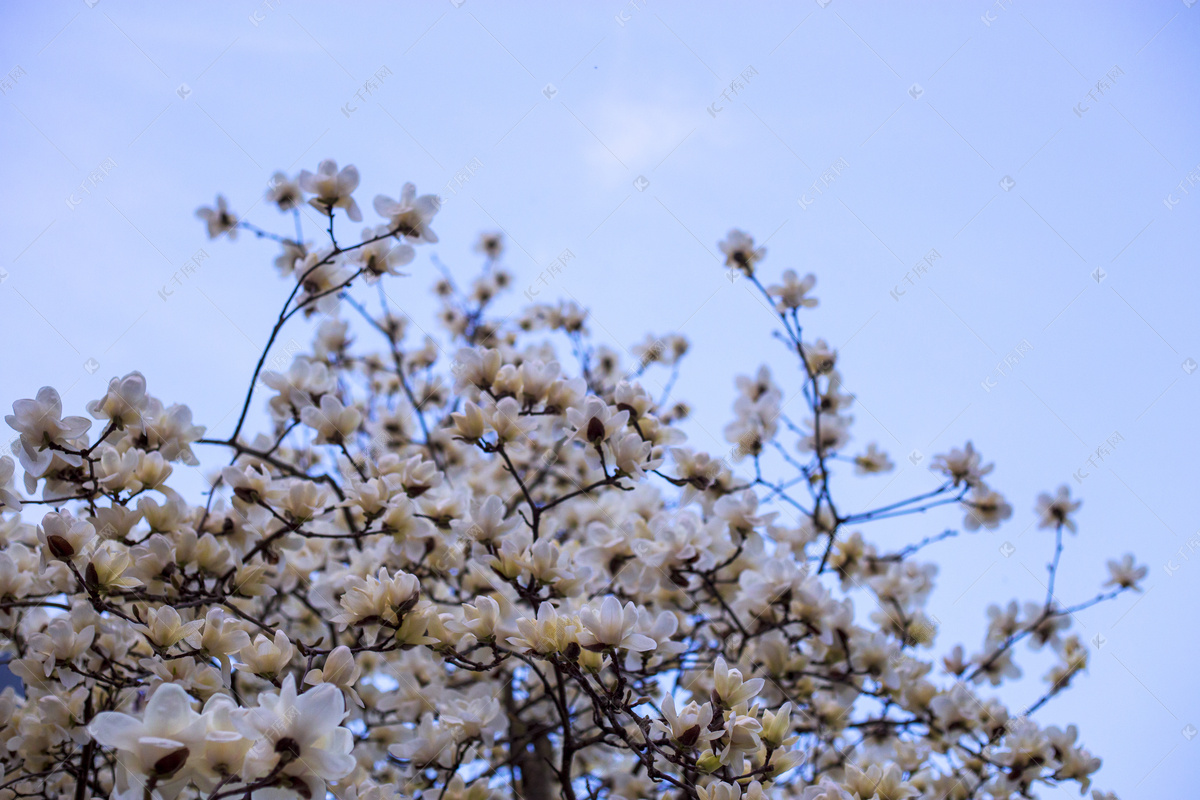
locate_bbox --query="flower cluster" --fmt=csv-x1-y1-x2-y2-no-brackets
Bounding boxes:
0,164,1139,800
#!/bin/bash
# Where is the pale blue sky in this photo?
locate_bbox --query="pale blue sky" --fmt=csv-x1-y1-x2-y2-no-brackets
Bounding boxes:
1,1,1197,795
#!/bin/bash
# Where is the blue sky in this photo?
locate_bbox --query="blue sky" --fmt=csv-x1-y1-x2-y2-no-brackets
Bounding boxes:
1,1,1198,795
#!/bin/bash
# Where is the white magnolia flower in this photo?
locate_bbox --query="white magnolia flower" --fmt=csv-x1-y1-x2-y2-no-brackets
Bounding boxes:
474,231,503,259
508,601,578,656
136,605,204,650
373,182,439,244
354,224,414,282
300,159,362,221
0,455,21,511
697,780,742,800
304,645,363,708
566,396,629,446
577,596,656,652
333,567,421,628
301,394,362,445
7,387,91,472
139,400,205,465
267,171,303,211
237,630,295,680
963,487,1013,531
87,541,142,592
199,608,251,659
195,194,238,239
1103,554,1147,590
768,269,818,310
853,442,894,475
932,441,993,487
449,495,519,544
87,370,149,429
654,695,719,749
447,595,502,650
1036,485,1082,533
712,656,764,707
718,228,765,276
234,674,355,799
37,511,95,562
88,683,207,800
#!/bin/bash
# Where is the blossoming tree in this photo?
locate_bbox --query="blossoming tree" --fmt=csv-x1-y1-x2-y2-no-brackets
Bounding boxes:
0,159,1143,800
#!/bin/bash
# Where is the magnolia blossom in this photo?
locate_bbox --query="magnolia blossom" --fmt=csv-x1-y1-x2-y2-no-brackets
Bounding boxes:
88,683,207,800
300,159,362,220
0,160,1128,800
1037,484,1082,533
374,182,440,244
577,595,657,653
234,675,356,798
768,269,818,309
267,171,303,211
712,655,764,707
963,487,1014,531
0,455,21,511
474,231,504,259
301,393,362,444
853,442,894,474
718,228,765,275
932,441,993,487
655,695,720,750
87,370,149,429
6,386,91,472
354,224,415,281
195,194,238,239
1103,554,1147,590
